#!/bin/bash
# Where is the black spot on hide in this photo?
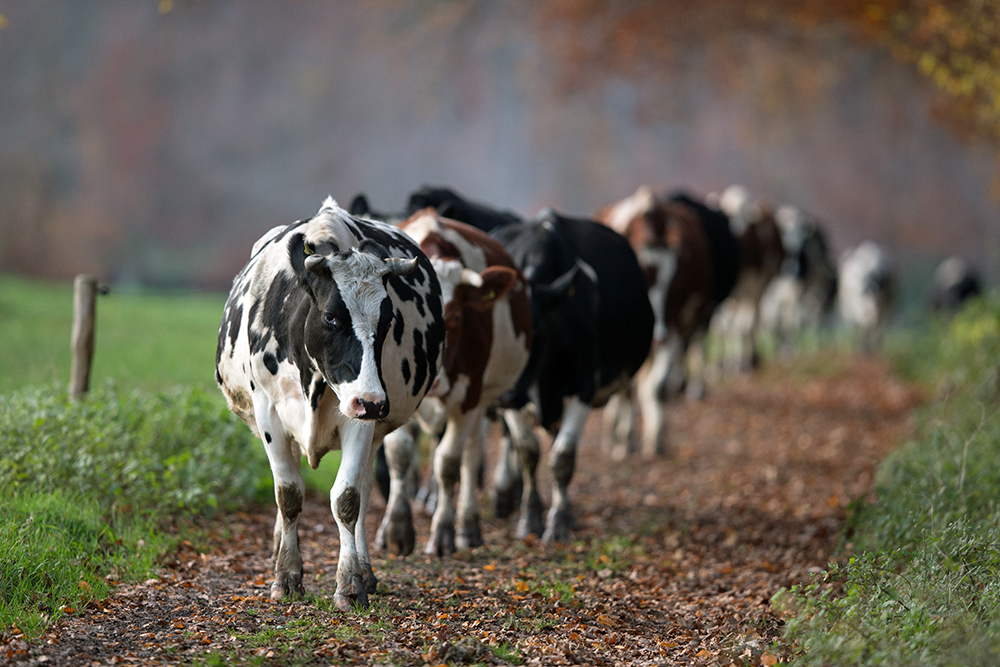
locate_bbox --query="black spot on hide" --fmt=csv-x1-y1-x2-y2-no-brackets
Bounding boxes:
265,431,272,443
263,352,279,375
310,376,326,411
225,302,243,358
411,328,427,396
393,308,404,345
277,484,303,521
336,487,361,526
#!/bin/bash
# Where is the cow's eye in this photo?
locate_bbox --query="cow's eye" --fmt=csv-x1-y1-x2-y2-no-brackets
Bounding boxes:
323,312,341,329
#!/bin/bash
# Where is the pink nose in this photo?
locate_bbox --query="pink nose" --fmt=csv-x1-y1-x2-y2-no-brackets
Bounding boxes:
348,395,388,420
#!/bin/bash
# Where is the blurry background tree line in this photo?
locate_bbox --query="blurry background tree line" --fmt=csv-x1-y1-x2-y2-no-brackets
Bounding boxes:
0,0,998,291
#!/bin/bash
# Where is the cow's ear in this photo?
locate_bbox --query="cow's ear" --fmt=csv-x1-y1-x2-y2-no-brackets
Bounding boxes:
349,193,370,216
289,234,328,292
358,238,390,260
460,266,519,311
532,263,579,308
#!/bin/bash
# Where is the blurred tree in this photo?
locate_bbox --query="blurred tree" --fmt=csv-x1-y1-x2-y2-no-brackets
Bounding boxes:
532,0,1000,146
885,1,1000,142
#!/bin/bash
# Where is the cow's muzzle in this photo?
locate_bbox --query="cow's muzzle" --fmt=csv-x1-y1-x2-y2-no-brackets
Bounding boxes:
348,395,389,420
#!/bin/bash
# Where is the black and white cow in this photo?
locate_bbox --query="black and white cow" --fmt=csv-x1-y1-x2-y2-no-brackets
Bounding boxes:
491,208,654,541
931,256,982,316
838,240,895,353
215,197,445,609
759,204,839,356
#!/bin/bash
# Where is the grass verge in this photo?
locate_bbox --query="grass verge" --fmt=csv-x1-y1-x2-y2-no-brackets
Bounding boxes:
775,293,1000,665
0,384,271,640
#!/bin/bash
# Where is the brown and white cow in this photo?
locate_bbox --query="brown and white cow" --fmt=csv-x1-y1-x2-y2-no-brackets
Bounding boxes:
709,185,786,375
383,209,533,556
597,187,739,457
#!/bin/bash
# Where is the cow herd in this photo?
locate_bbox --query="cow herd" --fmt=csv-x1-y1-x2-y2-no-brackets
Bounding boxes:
215,185,983,608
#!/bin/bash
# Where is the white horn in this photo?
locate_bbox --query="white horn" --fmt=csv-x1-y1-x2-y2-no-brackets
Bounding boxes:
459,268,483,287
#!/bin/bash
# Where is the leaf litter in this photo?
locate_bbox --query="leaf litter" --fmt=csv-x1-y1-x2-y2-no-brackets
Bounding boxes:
2,355,922,666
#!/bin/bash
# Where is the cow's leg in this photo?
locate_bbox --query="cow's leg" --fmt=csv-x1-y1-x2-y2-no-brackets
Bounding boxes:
331,419,376,611
543,397,590,543
602,386,636,459
415,399,447,515
425,410,480,557
355,442,379,594
255,410,306,601
456,409,487,550
492,422,523,519
503,407,544,539
374,427,416,556
638,340,675,458
685,330,708,401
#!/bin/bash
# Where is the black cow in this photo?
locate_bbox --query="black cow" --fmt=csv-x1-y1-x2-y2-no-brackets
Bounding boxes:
405,186,523,232
350,186,523,232
490,208,654,541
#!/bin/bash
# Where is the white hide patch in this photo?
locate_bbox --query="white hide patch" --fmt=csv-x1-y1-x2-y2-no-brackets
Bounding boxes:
605,186,655,235
329,252,394,416
640,247,679,344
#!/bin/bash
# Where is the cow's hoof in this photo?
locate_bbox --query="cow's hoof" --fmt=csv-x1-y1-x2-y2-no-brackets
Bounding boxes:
686,382,706,402
387,520,416,556
334,576,369,611
425,525,456,558
362,562,379,594
493,482,522,520
516,491,545,539
270,574,305,601
377,501,416,556
542,507,573,543
456,523,483,551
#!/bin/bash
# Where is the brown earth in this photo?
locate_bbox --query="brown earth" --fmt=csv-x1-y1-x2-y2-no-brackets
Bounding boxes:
2,354,923,666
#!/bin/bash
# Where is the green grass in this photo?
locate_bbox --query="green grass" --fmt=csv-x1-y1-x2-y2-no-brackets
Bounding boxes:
776,291,1000,665
0,489,168,637
0,275,227,393
0,275,277,640
0,274,340,490
0,384,272,639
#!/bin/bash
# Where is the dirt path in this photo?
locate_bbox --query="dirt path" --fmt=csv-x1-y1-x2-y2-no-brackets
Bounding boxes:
4,354,922,666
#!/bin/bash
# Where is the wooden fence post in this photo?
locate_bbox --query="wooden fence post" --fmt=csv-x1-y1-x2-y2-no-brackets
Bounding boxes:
70,275,99,400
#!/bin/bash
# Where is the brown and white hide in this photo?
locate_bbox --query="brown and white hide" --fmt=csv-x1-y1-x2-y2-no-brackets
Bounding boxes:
710,186,786,375
597,187,718,457
389,209,533,557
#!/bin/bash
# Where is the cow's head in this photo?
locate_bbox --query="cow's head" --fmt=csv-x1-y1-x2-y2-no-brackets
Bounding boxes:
428,259,519,398
291,235,418,421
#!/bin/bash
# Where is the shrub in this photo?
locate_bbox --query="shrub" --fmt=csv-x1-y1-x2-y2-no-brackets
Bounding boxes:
0,383,270,520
